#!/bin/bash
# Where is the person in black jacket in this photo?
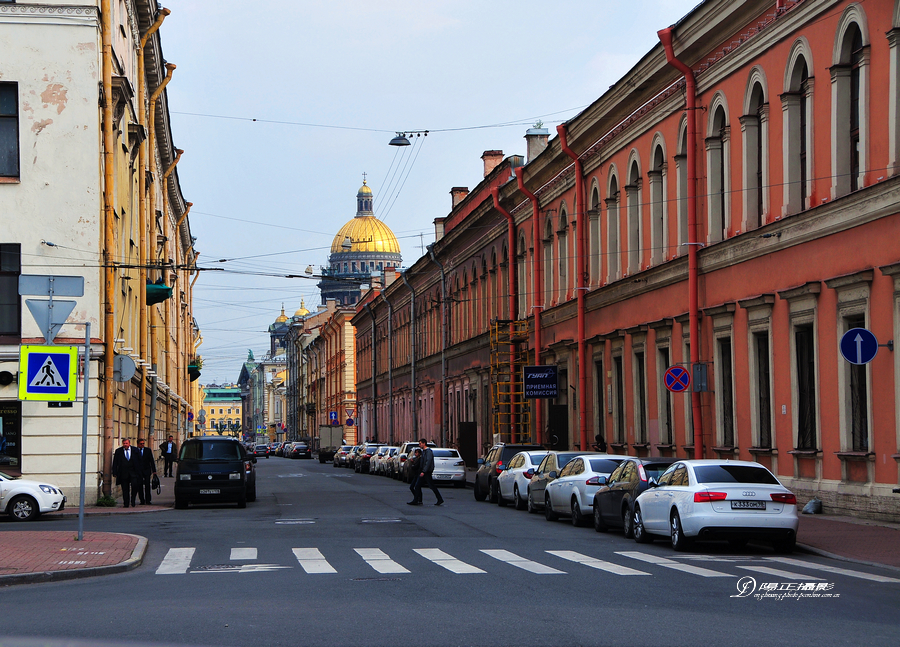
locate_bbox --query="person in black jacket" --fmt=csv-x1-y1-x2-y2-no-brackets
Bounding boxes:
406,448,422,505
135,438,157,505
111,439,141,507
414,438,444,506
159,435,178,477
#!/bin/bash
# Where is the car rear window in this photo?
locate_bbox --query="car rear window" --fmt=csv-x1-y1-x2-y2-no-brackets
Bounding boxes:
181,442,241,461
693,465,780,485
433,449,460,458
588,458,623,473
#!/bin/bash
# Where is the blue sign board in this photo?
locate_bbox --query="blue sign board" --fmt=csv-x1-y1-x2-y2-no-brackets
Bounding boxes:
18,345,78,401
664,366,692,393
840,327,879,365
523,365,558,399
329,411,338,421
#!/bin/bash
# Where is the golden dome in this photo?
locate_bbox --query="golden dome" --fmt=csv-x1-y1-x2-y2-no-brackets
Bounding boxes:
275,305,288,323
331,216,401,254
357,182,373,196
293,299,310,318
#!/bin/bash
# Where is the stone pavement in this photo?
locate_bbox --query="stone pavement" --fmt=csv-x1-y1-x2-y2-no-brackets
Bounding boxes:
797,513,900,570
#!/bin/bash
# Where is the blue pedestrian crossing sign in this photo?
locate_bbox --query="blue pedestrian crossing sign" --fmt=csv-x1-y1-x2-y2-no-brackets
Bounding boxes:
18,345,78,401
839,328,879,365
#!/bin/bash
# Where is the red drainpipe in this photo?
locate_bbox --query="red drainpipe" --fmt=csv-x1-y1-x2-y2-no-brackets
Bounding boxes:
659,26,703,460
557,124,589,453
515,166,544,445
492,186,519,442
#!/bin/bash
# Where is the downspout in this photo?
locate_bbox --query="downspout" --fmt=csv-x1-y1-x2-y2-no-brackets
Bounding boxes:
160,151,182,439
364,302,378,443
175,200,192,230
491,188,519,442
100,0,115,494
515,166,544,444
659,26,703,460
427,247,448,447
383,292,395,444
401,272,418,439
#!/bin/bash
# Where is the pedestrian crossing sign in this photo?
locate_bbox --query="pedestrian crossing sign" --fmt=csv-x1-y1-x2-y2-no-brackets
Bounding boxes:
18,344,78,401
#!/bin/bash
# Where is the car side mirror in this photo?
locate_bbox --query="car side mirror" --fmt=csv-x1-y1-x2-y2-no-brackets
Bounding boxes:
549,471,558,479
477,458,484,465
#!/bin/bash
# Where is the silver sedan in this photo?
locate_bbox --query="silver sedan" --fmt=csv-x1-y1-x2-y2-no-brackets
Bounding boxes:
543,455,625,526
496,450,549,510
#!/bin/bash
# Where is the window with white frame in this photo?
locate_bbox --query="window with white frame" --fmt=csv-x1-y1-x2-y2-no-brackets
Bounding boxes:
0,83,19,178
606,175,620,281
654,326,673,446
632,341,648,445
675,121,688,255
740,296,775,450
648,143,666,265
557,209,568,300
831,9,869,198
543,216,554,306
612,345,625,444
778,282,821,452
741,74,769,231
706,101,730,243
589,185,601,284
626,159,642,274
782,42,813,216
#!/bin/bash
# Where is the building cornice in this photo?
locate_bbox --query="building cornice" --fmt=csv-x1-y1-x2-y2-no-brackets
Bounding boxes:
0,4,98,26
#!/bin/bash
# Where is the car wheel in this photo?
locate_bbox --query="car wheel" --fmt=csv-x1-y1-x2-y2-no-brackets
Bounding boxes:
489,481,500,504
514,485,527,511
247,486,257,503
571,499,585,527
174,497,187,510
622,506,635,539
670,509,692,551
544,494,558,521
593,500,608,533
8,495,39,521
773,537,796,554
633,505,653,543
473,481,487,502
527,489,538,514
237,493,247,509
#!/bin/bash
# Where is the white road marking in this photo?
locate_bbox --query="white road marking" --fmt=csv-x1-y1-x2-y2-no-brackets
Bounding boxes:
355,548,410,574
547,550,650,576
414,548,485,574
293,548,337,574
736,565,824,580
230,547,257,561
480,549,565,574
766,557,900,583
616,551,734,578
156,548,195,575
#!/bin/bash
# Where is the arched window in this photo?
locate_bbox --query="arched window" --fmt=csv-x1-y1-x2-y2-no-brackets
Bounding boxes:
648,140,666,265
783,42,812,215
675,120,688,254
606,173,620,281
490,249,499,322
557,208,568,300
589,184,601,284
706,100,729,243
543,216,554,306
626,157,642,274
499,245,508,320
832,9,869,197
742,73,768,231
517,233,527,318
480,258,488,333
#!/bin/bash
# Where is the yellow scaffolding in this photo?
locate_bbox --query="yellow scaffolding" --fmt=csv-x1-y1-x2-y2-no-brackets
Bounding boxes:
490,319,530,443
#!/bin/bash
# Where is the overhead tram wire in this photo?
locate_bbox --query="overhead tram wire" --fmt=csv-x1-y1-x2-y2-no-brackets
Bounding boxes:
376,138,412,219
381,134,426,224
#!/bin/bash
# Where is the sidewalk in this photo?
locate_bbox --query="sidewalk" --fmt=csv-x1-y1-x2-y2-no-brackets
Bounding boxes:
796,513,900,570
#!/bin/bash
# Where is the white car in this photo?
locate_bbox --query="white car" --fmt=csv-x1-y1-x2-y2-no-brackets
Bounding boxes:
631,459,799,553
496,450,549,510
391,441,435,481
372,446,397,475
543,455,625,526
429,448,466,487
1,472,67,521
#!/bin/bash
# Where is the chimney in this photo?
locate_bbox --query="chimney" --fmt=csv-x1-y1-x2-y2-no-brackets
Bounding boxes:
450,187,469,207
433,217,446,241
383,266,398,287
482,150,503,177
525,127,549,164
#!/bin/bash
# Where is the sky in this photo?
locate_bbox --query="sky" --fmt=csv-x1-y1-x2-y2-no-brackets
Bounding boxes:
160,0,701,385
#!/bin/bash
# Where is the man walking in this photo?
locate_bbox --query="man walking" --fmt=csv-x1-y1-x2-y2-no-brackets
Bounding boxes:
111,438,141,508
136,438,157,505
159,435,177,477
414,438,444,506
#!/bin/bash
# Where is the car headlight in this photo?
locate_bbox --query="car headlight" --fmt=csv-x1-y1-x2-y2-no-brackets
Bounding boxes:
229,473,241,480
179,474,191,481
39,485,59,494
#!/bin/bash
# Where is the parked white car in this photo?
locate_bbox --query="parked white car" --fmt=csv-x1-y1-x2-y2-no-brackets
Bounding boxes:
372,446,397,475
543,455,625,525
391,441,435,481
1,472,67,521
430,448,466,487
496,450,549,510
631,459,799,552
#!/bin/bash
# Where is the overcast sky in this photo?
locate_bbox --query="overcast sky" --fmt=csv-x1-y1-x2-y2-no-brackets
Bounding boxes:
161,0,700,384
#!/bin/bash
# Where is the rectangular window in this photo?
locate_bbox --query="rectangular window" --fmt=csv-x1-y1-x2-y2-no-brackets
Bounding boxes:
0,83,19,177
754,332,772,448
846,315,868,451
594,359,605,447
634,352,646,443
795,324,817,450
657,347,672,445
613,355,625,444
718,338,734,447
0,244,21,338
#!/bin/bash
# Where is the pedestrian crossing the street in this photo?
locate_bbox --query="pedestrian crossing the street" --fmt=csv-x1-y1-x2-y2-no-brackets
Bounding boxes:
154,546,900,584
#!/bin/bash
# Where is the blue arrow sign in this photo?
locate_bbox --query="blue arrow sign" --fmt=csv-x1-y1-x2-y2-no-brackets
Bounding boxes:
840,327,878,365
664,366,691,393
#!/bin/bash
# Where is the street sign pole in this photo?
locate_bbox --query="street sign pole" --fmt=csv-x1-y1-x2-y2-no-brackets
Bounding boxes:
77,322,90,541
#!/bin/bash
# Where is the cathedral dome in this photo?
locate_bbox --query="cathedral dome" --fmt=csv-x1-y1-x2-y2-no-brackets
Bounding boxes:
331,216,401,254
293,299,310,318
274,306,288,323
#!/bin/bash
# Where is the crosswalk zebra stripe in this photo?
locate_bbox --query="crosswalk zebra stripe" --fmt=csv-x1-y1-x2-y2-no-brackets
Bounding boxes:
414,548,485,574
230,548,257,561
156,548,195,575
616,551,734,578
766,557,900,583
355,548,410,574
481,549,565,574
736,565,824,580
293,548,337,574
547,550,650,576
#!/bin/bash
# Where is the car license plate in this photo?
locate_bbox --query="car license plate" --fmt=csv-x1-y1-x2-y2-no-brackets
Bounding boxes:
434,474,450,479
199,488,220,495
731,500,765,510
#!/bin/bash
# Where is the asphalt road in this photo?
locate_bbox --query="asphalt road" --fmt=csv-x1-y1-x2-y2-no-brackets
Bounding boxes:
2,458,899,647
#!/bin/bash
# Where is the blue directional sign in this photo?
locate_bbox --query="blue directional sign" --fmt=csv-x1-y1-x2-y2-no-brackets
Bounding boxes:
329,411,338,421
18,345,78,401
664,365,692,393
840,327,879,365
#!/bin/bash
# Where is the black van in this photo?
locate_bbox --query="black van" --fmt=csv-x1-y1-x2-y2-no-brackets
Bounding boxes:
174,436,256,509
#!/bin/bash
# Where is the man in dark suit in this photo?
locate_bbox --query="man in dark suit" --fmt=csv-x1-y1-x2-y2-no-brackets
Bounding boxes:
414,438,444,506
111,438,141,508
135,438,157,505
159,435,177,477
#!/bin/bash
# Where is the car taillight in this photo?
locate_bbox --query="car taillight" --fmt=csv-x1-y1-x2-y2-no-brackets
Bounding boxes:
244,461,251,471
524,469,534,480
495,461,504,475
585,476,604,485
637,464,647,482
770,492,797,505
694,491,728,503
400,456,407,462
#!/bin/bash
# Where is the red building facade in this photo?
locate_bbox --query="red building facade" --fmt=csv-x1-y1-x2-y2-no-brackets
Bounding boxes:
353,0,900,520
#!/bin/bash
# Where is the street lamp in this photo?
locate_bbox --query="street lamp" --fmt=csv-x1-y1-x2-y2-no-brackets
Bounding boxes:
389,130,428,146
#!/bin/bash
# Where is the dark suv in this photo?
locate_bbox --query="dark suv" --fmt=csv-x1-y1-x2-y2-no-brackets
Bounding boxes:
174,437,257,509
474,443,543,503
